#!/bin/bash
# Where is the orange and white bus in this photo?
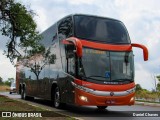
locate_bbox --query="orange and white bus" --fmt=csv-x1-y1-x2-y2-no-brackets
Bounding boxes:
16,14,148,109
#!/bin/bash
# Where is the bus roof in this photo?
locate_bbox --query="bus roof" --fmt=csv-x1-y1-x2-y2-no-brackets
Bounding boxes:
72,14,121,22
41,14,122,34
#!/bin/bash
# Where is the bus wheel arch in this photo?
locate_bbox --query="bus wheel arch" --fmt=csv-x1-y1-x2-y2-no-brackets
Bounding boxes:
51,83,57,100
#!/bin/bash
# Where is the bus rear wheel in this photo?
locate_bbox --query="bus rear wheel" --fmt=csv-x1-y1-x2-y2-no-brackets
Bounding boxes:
21,87,34,100
21,87,26,99
97,106,108,109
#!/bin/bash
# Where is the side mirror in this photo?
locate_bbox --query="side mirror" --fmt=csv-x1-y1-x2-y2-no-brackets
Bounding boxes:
131,43,148,61
62,37,82,57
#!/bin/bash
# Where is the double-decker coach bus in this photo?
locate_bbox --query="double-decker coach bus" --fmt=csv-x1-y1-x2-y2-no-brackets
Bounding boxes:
16,14,148,109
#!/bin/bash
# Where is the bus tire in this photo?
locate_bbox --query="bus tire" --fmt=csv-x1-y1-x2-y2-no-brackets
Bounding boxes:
53,86,64,108
21,86,30,100
97,106,108,109
21,87,25,99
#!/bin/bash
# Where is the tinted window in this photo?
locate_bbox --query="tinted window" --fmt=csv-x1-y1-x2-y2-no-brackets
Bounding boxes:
68,56,75,75
81,48,110,81
58,16,73,40
74,15,130,44
80,48,134,82
110,52,134,81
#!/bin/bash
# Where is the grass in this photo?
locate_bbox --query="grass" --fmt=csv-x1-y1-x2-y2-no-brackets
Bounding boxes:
0,95,71,120
0,95,45,111
136,100,160,104
0,85,10,92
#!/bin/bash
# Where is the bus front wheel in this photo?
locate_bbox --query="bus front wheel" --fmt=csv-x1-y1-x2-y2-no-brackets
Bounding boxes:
53,87,64,108
97,106,108,109
53,86,66,108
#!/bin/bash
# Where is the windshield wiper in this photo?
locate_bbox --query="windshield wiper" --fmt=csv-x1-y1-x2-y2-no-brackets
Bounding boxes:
85,76,107,81
112,79,133,82
87,76,107,80
81,76,104,81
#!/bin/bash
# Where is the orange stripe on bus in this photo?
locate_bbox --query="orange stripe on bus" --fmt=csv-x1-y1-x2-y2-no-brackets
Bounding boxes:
80,39,132,51
74,79,135,91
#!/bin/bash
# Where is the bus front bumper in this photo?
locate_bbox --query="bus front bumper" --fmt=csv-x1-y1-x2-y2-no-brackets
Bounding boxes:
75,88,135,106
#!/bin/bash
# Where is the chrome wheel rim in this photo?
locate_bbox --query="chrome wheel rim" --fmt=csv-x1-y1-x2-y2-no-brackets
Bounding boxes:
54,87,60,107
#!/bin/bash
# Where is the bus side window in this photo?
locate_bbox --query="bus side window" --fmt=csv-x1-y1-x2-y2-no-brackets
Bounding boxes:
66,45,76,76
68,57,75,76
58,16,73,40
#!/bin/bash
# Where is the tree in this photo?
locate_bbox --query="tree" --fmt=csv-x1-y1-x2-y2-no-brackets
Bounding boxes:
4,77,13,86
156,75,160,92
0,0,41,63
0,77,3,83
157,83,160,91
156,75,160,102
136,84,142,91
8,77,14,82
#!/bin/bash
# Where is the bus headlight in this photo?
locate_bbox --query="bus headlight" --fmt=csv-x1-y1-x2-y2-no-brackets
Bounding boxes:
130,97,134,102
79,96,88,102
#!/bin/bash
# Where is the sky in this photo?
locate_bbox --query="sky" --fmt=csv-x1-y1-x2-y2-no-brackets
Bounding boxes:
0,0,160,90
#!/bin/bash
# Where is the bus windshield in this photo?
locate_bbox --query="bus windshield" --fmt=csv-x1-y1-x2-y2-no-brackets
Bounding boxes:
74,15,130,44
80,48,134,83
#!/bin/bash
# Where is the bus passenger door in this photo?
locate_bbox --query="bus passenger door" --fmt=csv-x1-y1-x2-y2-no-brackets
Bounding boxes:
65,47,76,103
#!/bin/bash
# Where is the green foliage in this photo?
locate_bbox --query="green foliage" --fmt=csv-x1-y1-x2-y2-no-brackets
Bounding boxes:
157,75,160,81
27,44,45,56
7,77,14,82
136,89,159,101
136,83,160,102
4,80,11,86
0,77,3,83
2,78,14,86
0,82,3,85
156,75,160,92
136,78,160,101
0,0,41,63
0,77,4,85
157,83,160,92
135,84,142,91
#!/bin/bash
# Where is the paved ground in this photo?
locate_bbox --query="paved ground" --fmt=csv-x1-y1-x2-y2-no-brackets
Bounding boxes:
0,92,160,120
